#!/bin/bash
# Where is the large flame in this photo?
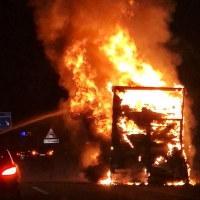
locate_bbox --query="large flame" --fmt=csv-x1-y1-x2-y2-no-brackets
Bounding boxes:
63,26,191,185
63,25,175,137
99,27,166,87
30,0,196,184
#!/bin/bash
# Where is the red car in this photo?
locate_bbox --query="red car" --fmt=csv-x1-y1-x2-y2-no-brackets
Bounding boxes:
0,146,21,199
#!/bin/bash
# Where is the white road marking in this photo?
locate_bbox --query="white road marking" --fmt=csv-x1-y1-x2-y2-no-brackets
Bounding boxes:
32,186,49,195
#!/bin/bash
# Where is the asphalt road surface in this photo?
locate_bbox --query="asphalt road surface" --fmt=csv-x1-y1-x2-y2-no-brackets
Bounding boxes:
18,159,200,200
20,182,200,200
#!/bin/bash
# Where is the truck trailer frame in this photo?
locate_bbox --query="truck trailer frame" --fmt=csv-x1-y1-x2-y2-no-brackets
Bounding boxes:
110,86,188,185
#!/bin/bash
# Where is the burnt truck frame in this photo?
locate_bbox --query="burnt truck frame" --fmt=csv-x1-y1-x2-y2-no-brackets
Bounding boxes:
110,86,188,185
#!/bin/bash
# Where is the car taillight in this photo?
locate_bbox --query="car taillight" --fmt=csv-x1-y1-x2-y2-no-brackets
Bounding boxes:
31,150,38,156
46,150,54,156
16,152,21,156
2,166,17,176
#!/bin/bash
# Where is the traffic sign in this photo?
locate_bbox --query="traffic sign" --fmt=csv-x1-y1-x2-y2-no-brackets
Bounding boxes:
43,128,59,144
44,139,59,144
45,128,57,138
0,112,12,130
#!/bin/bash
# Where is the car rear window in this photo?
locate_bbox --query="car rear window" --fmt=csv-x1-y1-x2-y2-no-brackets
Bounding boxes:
0,148,11,166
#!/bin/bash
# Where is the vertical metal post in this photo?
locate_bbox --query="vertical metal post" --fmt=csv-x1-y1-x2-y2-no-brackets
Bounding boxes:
180,88,185,150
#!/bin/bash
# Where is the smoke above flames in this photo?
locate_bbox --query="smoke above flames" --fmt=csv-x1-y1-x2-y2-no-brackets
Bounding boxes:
29,0,197,182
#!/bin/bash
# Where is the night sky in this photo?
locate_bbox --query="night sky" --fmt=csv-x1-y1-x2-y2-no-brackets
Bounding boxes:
0,1,200,138
169,0,200,150
0,0,67,123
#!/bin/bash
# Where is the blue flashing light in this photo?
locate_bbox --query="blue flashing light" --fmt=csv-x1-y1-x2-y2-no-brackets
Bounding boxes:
20,131,26,137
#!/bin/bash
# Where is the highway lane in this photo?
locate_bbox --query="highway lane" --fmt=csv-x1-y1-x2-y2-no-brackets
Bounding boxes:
18,159,200,200
20,181,200,200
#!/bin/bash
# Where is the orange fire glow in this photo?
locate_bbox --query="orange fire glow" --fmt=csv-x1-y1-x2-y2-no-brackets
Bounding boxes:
29,0,197,186
99,171,112,185
63,25,192,185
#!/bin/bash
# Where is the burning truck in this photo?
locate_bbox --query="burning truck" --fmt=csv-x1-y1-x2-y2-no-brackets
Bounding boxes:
110,86,188,185
28,0,196,186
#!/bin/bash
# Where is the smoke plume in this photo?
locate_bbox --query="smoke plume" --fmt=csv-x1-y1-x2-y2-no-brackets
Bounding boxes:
29,0,197,182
